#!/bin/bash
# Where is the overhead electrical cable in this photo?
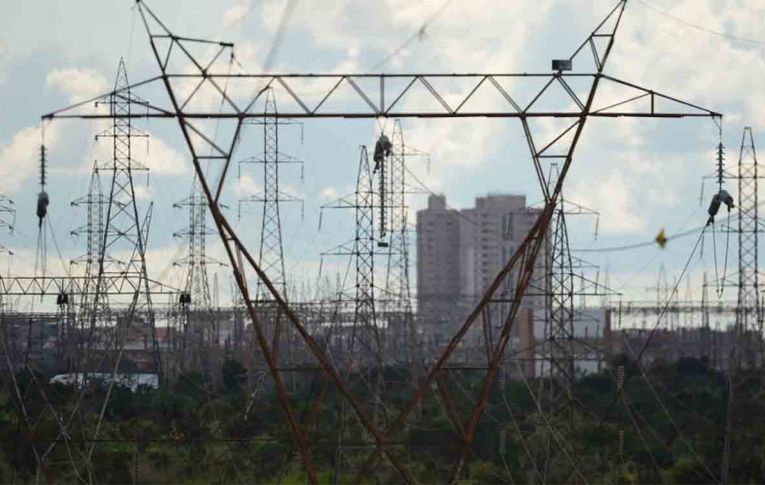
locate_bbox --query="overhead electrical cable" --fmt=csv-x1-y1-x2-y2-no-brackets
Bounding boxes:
562,226,711,482
262,0,297,72
369,0,454,71
635,0,765,46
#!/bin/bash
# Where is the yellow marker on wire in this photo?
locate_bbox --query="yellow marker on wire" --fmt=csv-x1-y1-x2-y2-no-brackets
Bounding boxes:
655,228,667,249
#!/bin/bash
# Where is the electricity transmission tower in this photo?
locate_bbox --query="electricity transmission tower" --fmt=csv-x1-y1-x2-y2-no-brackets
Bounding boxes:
237,88,303,370
173,176,225,364
42,1,721,481
734,127,761,365
722,127,762,483
174,177,218,310
69,160,110,363
238,89,303,302
322,146,382,369
532,164,614,475
70,165,106,278
86,58,162,377
0,194,15,255
0,194,14,311
383,121,418,365
321,145,384,477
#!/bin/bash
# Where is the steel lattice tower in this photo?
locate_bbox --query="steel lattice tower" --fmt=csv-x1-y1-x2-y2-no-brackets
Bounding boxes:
321,145,385,480
70,163,110,355
535,164,608,475
174,176,217,310
172,176,224,372
0,194,14,312
539,187,577,478
71,168,106,278
352,146,381,368
239,89,302,302
259,91,286,300
321,145,384,369
721,127,761,483
0,194,14,255
547,200,575,413
384,121,417,364
88,58,161,377
735,127,760,363
384,121,408,304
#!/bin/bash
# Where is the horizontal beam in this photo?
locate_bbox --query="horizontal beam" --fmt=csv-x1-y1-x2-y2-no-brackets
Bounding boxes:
0,275,178,297
45,112,717,120
613,303,740,315
42,73,721,121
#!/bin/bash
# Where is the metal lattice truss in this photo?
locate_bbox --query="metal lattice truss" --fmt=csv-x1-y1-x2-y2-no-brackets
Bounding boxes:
0,275,176,297
237,90,303,300
735,128,760,336
80,60,163,377
384,121,411,306
0,195,15,234
40,0,722,482
323,146,383,365
173,177,224,309
0,194,15,254
70,169,107,271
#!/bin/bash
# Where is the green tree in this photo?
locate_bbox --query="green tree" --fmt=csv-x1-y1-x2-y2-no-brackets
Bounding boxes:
222,359,247,392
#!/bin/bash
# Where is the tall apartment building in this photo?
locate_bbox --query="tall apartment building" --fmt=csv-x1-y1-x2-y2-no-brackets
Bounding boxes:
416,193,545,348
416,194,461,326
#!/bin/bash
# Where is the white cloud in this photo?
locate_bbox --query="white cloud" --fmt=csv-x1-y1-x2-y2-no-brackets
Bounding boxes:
6,0,765,306
404,119,498,168
318,186,339,201
221,4,251,28
134,184,154,201
145,135,187,175
280,183,304,199
569,169,645,235
88,130,186,176
234,173,260,197
0,124,61,194
46,68,109,104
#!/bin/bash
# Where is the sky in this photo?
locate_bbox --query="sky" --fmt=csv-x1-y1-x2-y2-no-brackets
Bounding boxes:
1,0,764,313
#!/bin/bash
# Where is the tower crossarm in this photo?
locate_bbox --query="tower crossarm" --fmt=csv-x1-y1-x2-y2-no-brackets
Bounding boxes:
43,73,721,121
0,275,179,296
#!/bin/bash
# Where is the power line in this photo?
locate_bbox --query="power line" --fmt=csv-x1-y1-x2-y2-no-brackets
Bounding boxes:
369,0,454,71
573,203,763,253
210,1,262,39
263,0,297,72
634,0,765,47
573,225,701,253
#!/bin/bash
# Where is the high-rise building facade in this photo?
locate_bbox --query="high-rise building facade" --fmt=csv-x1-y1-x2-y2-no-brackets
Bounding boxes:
416,194,545,348
416,195,461,326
